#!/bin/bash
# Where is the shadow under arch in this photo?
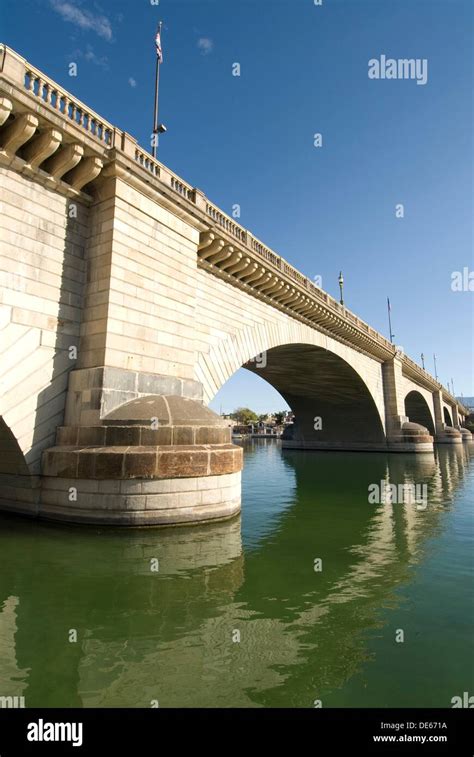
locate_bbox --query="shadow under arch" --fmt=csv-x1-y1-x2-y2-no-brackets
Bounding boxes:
404,390,435,435
243,344,385,448
443,407,453,427
0,418,38,512
0,418,30,477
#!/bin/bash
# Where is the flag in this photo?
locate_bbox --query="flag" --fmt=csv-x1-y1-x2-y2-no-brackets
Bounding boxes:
155,28,163,62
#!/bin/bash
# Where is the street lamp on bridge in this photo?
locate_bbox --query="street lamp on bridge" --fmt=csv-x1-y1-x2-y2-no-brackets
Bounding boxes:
338,271,344,306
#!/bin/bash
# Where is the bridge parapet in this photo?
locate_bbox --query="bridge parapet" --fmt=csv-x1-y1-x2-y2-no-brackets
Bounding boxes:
23,62,114,148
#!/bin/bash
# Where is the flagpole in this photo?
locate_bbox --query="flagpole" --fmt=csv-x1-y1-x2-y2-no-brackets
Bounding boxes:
152,21,162,160
387,297,394,343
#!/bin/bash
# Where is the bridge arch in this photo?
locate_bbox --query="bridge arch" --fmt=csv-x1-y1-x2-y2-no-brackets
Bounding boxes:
443,406,453,427
245,343,385,447
197,320,387,448
404,391,435,435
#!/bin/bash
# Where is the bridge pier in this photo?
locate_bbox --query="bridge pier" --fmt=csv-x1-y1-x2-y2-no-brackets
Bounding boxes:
382,356,434,452
433,390,463,445
40,393,242,526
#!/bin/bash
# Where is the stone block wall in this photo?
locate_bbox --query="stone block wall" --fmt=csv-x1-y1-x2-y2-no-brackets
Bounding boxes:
0,165,88,472
78,177,200,380
39,471,241,525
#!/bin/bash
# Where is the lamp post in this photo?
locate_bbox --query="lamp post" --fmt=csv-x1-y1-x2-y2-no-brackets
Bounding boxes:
338,271,344,306
433,354,438,382
421,353,425,370
387,298,394,344
152,22,167,159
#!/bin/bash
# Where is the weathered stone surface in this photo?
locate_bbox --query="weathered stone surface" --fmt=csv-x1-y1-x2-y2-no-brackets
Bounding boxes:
124,450,157,478
38,471,241,525
210,447,243,475
94,449,125,478
42,449,78,478
137,373,181,396
105,425,141,446
156,448,209,478
40,439,243,485
172,426,194,445
77,426,106,446
181,379,203,401
140,426,173,445
101,390,136,419
77,450,96,478
196,426,231,445
56,427,79,445
103,366,137,392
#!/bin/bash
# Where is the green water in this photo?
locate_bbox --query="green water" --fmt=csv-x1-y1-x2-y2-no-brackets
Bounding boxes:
0,442,472,708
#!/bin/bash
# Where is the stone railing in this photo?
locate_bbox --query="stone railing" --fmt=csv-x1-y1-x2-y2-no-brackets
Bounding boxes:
0,44,465,412
206,202,248,244
135,147,160,177
170,174,195,201
250,236,281,268
23,61,115,147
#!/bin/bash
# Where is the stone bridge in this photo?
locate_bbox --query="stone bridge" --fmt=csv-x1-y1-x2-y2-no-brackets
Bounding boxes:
0,45,471,525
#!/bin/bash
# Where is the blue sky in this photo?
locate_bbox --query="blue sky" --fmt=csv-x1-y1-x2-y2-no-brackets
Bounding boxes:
2,0,472,413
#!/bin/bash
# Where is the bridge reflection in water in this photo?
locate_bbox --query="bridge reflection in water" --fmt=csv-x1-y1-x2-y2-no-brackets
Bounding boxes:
0,442,472,708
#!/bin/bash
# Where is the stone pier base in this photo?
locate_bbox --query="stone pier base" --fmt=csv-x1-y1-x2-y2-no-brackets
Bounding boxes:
36,395,243,527
40,471,241,526
436,426,463,445
386,421,434,453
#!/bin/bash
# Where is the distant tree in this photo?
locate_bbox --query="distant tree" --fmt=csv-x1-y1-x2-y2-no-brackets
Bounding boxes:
274,411,286,425
231,407,258,425
465,413,474,433
258,413,268,423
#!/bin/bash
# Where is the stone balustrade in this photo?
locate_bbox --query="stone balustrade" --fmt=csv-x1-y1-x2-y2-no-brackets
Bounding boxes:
24,66,114,147
134,147,160,177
